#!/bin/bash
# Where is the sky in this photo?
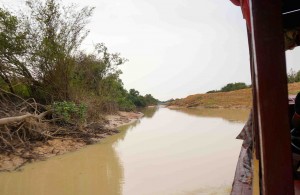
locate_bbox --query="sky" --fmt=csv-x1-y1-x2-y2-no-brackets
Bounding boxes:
2,0,300,100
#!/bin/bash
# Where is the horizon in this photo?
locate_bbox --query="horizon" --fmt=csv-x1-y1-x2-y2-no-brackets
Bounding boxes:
3,0,300,101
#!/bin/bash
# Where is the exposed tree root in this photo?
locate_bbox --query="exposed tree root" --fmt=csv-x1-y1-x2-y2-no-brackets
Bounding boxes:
0,90,117,167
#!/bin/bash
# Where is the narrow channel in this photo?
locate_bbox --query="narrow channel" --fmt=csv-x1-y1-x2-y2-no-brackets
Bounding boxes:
0,107,249,195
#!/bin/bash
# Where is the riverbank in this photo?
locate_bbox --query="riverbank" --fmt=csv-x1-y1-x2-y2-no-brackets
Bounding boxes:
0,107,245,195
168,88,252,109
0,111,143,172
168,82,300,109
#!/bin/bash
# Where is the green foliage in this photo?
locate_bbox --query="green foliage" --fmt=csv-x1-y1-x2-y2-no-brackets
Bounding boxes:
160,98,175,104
144,94,158,105
220,82,248,92
128,89,144,107
13,83,30,98
128,89,158,107
23,0,95,100
128,89,145,107
53,101,87,122
72,45,126,97
0,7,28,94
206,90,219,94
0,0,159,117
117,97,135,111
206,82,249,93
206,68,300,94
287,69,300,83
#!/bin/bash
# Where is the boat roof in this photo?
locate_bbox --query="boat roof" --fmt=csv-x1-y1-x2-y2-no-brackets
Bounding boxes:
282,1,300,28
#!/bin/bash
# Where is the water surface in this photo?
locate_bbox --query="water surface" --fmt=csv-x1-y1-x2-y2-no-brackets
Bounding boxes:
0,107,249,195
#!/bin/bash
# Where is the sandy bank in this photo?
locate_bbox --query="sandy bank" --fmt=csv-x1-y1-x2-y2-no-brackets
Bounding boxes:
0,111,143,172
105,111,144,128
167,105,250,109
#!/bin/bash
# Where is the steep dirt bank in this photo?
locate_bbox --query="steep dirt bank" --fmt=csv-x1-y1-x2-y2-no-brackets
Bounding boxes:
0,111,143,172
168,88,252,109
168,82,300,109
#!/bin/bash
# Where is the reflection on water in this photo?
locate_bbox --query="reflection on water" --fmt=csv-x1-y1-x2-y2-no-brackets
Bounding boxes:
139,106,159,118
0,107,249,195
170,107,249,123
0,129,127,195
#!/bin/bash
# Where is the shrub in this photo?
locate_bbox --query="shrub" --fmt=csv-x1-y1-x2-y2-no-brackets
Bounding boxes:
220,82,248,92
53,101,87,123
117,97,135,111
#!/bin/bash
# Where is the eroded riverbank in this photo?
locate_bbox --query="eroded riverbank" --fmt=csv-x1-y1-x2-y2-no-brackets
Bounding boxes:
0,107,249,195
0,111,143,172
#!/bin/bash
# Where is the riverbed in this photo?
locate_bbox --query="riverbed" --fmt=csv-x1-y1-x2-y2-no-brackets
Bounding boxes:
0,107,249,195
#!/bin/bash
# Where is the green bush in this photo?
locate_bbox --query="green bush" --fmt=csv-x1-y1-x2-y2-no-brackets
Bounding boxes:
220,82,249,92
13,84,30,98
206,90,219,94
0,1,159,114
53,101,87,122
117,97,135,111
206,82,250,93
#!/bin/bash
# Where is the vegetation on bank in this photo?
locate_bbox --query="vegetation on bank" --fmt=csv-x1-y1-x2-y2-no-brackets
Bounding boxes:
205,69,300,94
287,69,300,83
168,82,300,109
206,82,250,93
0,0,158,113
0,0,158,156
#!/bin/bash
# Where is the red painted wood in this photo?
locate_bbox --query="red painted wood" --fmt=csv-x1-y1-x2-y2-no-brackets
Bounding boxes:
295,181,300,195
249,0,294,194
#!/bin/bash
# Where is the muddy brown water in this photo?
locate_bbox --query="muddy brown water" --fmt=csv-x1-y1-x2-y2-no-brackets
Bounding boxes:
0,107,249,195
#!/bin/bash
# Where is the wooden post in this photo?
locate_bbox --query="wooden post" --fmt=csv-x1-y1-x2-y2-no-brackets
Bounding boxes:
249,0,294,194
247,29,260,160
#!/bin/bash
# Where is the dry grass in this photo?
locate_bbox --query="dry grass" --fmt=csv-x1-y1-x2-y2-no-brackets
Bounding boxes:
169,82,300,109
288,82,300,95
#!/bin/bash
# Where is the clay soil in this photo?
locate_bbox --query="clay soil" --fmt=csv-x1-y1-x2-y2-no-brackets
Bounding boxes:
0,111,143,172
168,82,300,109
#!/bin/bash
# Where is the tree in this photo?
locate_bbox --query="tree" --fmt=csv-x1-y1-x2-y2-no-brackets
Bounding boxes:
287,68,297,83
23,0,95,100
128,89,158,107
0,0,158,114
287,68,300,83
72,43,126,95
128,89,144,107
129,89,140,97
220,82,248,92
144,94,158,105
0,0,95,101
0,8,28,93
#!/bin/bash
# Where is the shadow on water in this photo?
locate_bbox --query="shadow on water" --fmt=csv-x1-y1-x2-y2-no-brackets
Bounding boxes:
169,107,250,123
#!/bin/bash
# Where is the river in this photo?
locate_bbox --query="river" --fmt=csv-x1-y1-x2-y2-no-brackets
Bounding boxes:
0,107,249,195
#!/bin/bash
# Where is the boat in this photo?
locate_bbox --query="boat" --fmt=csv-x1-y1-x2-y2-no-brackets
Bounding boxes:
229,0,300,194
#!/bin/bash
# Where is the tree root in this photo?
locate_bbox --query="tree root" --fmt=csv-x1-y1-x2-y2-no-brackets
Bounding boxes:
0,92,110,154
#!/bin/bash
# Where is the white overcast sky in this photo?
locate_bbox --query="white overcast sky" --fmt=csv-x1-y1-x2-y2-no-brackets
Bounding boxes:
2,0,300,100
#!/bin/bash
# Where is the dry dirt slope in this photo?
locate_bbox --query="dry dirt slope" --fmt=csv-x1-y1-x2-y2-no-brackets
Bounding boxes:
168,82,300,109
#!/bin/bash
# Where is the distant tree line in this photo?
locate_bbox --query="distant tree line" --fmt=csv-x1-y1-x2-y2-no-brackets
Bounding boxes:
206,68,300,94
206,82,250,93
159,98,175,104
287,69,300,83
127,89,158,108
0,0,158,114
